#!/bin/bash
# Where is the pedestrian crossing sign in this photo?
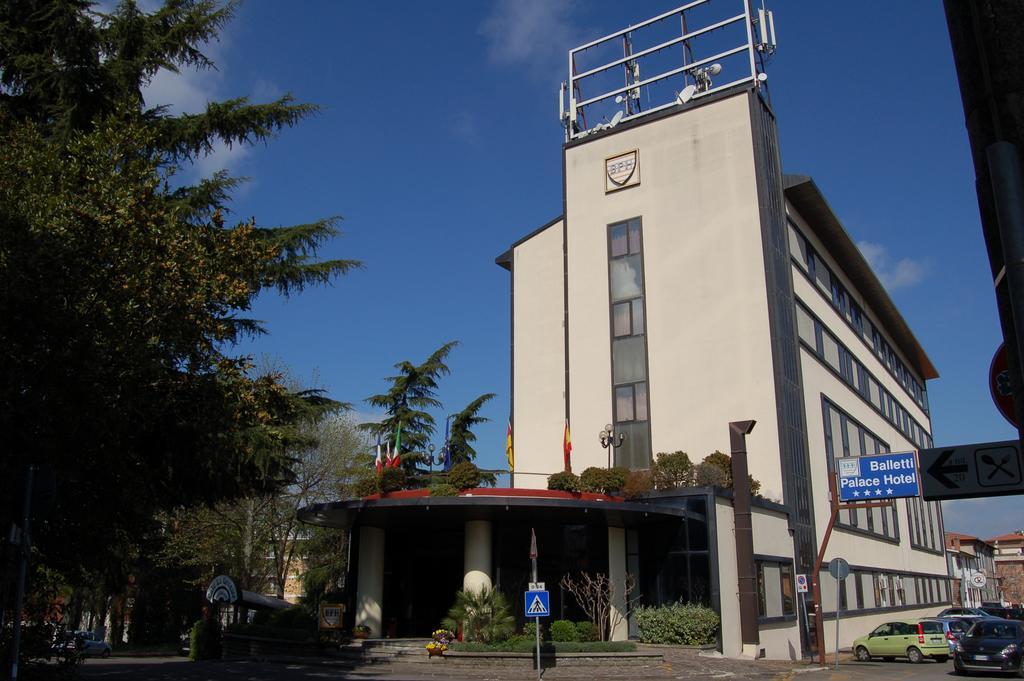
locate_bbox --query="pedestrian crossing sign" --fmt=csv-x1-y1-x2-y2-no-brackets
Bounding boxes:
524,589,550,617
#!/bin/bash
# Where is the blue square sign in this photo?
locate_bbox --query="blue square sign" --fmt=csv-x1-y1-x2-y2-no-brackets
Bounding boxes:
837,452,919,502
524,590,550,617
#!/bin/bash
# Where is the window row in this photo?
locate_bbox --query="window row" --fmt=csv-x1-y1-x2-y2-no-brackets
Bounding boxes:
818,569,951,612
798,303,933,450
789,222,929,413
608,218,651,470
906,495,943,553
822,399,900,541
757,558,795,619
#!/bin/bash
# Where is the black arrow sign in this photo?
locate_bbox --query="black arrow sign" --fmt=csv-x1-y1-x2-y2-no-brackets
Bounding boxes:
927,449,968,489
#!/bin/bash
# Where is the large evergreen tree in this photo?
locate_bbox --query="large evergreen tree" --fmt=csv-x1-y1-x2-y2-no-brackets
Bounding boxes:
447,393,496,466
0,0,358,580
359,342,457,474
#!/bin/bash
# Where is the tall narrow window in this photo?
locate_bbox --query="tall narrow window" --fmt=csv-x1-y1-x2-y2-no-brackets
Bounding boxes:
608,218,651,469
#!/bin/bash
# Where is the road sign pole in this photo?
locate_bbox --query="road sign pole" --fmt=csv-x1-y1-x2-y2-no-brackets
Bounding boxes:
834,570,840,670
530,528,539,680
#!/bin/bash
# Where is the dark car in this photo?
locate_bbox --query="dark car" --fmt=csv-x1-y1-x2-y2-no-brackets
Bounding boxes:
940,607,990,619
954,618,1024,676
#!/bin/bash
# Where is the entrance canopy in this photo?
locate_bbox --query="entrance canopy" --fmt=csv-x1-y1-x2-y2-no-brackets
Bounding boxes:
205,574,290,610
297,488,689,530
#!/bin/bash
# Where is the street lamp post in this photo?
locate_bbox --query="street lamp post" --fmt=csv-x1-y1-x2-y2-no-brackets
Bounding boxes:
599,424,625,468
422,444,445,474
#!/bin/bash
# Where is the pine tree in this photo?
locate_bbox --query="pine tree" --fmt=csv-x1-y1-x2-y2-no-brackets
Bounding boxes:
0,0,358,578
360,342,458,474
447,393,496,465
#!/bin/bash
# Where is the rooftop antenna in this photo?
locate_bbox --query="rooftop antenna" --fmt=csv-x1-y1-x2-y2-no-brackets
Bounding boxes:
755,2,777,56
692,63,721,93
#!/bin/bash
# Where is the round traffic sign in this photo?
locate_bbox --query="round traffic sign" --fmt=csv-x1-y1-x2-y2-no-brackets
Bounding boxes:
828,558,850,581
990,343,1017,427
970,571,988,588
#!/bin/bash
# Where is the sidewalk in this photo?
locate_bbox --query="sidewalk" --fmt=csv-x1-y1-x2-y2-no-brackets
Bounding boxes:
266,646,823,680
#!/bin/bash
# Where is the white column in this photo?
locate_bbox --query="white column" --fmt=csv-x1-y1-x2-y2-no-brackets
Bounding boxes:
463,520,493,592
608,526,629,641
355,526,385,637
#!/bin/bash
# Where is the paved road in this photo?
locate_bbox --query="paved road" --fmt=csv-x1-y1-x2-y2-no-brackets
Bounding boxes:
78,652,1002,681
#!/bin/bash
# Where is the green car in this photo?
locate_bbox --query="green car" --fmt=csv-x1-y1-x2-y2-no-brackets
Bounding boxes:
853,620,950,663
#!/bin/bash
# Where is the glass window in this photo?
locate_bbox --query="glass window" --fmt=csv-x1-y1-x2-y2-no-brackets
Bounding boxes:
780,564,794,615
610,224,628,257
610,255,643,301
614,421,650,469
613,337,646,383
822,332,841,370
796,305,815,346
615,385,635,421
788,223,808,268
631,299,645,335
634,382,648,420
627,220,641,254
613,302,631,337
815,260,832,294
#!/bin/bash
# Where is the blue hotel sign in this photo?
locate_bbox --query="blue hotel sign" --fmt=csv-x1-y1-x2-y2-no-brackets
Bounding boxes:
837,452,920,502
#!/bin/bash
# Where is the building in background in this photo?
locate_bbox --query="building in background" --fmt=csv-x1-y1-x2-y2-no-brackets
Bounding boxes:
946,532,1003,606
988,530,1024,604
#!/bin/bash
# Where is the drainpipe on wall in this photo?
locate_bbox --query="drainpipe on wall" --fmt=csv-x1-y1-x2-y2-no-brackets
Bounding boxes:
730,420,759,658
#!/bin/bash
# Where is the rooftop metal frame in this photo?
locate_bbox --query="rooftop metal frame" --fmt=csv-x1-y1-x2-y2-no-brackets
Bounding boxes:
561,0,775,140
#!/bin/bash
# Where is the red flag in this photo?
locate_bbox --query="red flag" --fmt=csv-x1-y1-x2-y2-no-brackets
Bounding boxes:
529,528,538,559
563,420,572,472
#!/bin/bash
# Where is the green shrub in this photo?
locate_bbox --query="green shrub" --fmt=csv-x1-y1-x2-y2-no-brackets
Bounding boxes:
379,467,406,493
579,467,629,495
701,451,762,495
622,470,653,498
447,461,483,490
267,605,314,630
547,471,580,493
349,474,379,498
694,461,728,487
523,620,546,640
452,640,636,653
575,620,599,642
429,482,460,496
188,618,221,661
226,623,313,641
634,602,719,645
550,619,578,642
652,451,694,489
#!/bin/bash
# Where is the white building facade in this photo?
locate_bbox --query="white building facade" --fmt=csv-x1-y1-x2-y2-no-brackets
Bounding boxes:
500,6,949,655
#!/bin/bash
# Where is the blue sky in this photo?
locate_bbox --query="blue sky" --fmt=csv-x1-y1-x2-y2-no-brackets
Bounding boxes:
143,1,1019,539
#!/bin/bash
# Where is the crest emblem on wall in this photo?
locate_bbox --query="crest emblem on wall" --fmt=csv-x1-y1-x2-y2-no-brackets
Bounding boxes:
605,150,640,192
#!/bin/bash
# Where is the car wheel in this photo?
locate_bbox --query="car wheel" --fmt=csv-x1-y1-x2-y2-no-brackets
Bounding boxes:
1017,660,1024,679
855,646,871,662
954,657,970,676
907,647,924,664
102,649,110,658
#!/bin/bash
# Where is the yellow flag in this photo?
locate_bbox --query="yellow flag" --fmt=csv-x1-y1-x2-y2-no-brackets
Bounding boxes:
506,421,514,471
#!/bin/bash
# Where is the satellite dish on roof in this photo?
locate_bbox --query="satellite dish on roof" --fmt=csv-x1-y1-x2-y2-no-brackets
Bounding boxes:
676,84,697,104
609,110,624,127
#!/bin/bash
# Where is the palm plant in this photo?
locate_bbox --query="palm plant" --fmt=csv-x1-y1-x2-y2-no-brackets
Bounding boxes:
441,587,515,643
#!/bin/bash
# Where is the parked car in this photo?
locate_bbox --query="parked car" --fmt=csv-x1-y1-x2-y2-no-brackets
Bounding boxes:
853,620,950,663
981,606,1014,619
922,617,973,653
938,607,990,619
954,618,1024,675
52,631,110,659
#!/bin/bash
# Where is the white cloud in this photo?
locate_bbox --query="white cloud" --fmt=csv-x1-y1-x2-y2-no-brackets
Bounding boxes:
479,0,587,76
857,240,928,291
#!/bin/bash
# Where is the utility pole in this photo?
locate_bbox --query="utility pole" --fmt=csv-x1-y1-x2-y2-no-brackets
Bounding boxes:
9,465,36,681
